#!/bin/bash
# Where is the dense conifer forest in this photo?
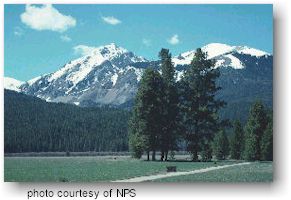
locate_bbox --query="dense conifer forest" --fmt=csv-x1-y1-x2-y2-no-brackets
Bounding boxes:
4,90,130,153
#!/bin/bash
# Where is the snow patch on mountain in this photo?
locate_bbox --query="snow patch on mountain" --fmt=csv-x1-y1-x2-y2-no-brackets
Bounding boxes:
131,67,143,82
111,73,118,86
4,77,24,92
214,59,225,68
172,52,194,66
234,46,270,57
224,54,244,69
202,43,235,59
172,43,270,69
27,76,42,85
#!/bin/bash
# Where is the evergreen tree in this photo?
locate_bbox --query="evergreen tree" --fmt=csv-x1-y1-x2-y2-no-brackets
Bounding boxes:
260,115,273,161
212,130,229,160
244,100,268,161
159,48,179,161
230,120,244,160
128,107,147,159
128,132,146,159
128,68,163,161
179,48,226,161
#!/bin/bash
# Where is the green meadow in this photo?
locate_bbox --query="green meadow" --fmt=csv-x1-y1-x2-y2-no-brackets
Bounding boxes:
4,156,272,182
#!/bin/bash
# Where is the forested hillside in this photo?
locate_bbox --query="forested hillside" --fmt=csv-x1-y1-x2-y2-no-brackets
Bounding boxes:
4,90,130,153
217,53,273,123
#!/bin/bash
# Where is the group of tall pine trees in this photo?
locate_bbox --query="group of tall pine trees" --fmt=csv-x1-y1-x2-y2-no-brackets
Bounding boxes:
129,48,273,162
216,101,273,162
128,49,180,161
129,48,226,161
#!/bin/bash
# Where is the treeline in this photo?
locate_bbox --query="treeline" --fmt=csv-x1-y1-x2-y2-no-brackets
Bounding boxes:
213,101,273,161
4,90,130,153
129,48,273,162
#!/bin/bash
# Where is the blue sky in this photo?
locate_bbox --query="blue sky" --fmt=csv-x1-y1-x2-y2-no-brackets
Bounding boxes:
5,4,273,81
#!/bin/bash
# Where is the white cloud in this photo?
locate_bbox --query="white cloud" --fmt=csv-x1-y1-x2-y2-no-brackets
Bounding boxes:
73,45,96,56
14,27,24,36
142,39,151,47
102,16,121,25
20,4,76,32
60,35,72,42
167,34,180,45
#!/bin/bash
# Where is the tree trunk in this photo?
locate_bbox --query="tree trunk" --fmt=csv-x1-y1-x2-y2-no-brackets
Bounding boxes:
147,151,150,161
165,151,168,161
160,151,164,161
152,150,156,161
191,148,198,161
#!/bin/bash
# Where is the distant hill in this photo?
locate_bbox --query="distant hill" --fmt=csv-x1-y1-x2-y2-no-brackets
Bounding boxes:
4,89,130,153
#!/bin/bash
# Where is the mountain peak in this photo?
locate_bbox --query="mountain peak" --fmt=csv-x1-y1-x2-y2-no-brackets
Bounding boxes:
101,42,126,51
90,43,128,57
39,43,147,92
201,43,234,59
172,42,271,69
202,43,270,58
106,42,119,48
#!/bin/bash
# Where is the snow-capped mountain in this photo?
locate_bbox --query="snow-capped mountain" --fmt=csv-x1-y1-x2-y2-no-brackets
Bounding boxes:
172,43,270,69
4,77,23,92
7,42,272,117
20,43,148,106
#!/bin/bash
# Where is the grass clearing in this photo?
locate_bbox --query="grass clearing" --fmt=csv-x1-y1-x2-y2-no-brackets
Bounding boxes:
4,156,233,182
153,161,273,182
5,156,272,182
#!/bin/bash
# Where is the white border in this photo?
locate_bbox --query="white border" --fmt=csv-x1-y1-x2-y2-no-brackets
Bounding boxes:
1,1,290,200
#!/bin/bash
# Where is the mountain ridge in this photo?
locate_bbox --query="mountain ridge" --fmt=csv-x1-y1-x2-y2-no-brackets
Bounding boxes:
5,42,271,91
4,42,273,121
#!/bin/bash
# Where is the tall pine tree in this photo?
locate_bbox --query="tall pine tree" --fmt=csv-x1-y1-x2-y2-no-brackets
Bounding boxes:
230,120,244,160
244,100,268,161
179,48,225,161
260,113,273,161
212,130,229,160
128,108,147,159
128,68,163,161
159,48,179,161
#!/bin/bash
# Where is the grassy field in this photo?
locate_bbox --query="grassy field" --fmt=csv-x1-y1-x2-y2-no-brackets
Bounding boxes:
4,156,272,182
153,161,273,182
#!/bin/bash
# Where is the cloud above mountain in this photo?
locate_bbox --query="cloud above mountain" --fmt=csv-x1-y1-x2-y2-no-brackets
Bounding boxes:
20,4,76,32
102,16,121,25
167,34,180,45
73,45,96,56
